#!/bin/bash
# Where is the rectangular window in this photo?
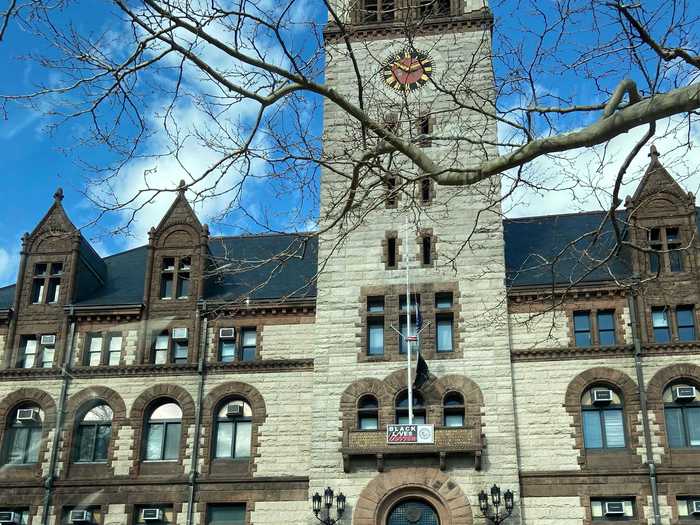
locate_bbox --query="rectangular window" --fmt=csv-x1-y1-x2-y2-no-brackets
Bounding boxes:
160,273,174,299
597,311,616,346
677,305,696,342
108,334,122,366
387,237,397,268
367,319,385,356
173,340,188,363
47,278,60,303
177,257,191,298
421,235,432,265
19,337,37,368
435,292,453,309
386,176,397,207
667,227,684,272
676,497,700,520
436,314,453,353
420,178,431,203
153,334,169,364
603,410,626,448
206,505,246,525
0,509,29,525
367,296,384,313
87,334,103,366
135,506,174,524
649,227,662,273
240,328,257,361
573,311,592,347
582,411,603,448
40,339,55,369
590,498,635,520
652,307,671,343
417,114,432,147
219,340,236,363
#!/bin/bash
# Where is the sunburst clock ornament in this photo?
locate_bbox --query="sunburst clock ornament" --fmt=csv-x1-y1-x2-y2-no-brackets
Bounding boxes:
382,47,434,92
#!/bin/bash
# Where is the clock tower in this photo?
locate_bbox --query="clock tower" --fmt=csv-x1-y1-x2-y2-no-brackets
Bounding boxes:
313,1,520,524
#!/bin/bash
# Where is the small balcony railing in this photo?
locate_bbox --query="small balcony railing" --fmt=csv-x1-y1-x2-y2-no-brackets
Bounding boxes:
341,425,483,472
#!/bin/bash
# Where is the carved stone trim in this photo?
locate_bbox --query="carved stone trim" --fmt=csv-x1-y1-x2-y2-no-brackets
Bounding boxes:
353,468,473,525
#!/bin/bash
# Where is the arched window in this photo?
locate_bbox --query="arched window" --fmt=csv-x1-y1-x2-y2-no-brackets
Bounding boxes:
357,395,379,430
3,404,43,465
395,390,426,424
75,404,113,463
214,400,252,459
387,499,439,525
581,387,626,449
144,401,182,461
442,392,464,427
664,383,700,448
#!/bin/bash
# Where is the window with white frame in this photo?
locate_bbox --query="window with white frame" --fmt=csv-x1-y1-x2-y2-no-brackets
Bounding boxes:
581,387,626,450
144,401,182,461
213,400,252,460
18,334,55,369
151,329,188,364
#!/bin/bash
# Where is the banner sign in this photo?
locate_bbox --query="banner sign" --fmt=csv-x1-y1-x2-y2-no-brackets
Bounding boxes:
386,424,434,444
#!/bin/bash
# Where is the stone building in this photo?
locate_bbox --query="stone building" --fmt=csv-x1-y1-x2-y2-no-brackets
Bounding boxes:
1,1,700,525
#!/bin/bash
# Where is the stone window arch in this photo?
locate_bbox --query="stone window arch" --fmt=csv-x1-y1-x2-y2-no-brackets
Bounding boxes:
73,403,113,463
340,378,391,433
395,390,426,424
354,468,473,525
2,403,44,465
647,363,700,467
201,382,266,477
143,400,182,461
580,385,626,450
61,386,126,478
565,368,641,469
129,384,194,476
0,388,56,478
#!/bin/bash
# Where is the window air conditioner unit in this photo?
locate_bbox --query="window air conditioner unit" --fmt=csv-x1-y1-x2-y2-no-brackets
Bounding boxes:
592,389,613,404
0,512,19,524
171,328,188,340
40,334,56,346
219,328,236,339
673,386,697,401
604,501,625,516
692,501,700,515
140,509,163,521
226,404,244,418
16,408,38,422
68,510,91,523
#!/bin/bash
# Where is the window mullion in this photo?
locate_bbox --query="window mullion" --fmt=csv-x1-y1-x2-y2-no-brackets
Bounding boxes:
683,407,692,448
232,420,237,458
599,410,607,449
160,422,168,460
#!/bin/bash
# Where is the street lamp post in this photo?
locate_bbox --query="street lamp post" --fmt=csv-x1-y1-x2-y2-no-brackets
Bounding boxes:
478,485,514,525
312,487,346,525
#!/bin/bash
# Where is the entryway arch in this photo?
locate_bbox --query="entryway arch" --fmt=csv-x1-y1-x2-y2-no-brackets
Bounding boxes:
353,467,473,525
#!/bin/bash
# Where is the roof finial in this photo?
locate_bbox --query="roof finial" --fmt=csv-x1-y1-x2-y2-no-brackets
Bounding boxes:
178,179,187,195
54,187,64,202
649,144,660,160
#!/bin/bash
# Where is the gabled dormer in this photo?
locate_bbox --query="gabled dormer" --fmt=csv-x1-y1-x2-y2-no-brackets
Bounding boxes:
625,145,698,278
18,188,80,313
144,181,209,309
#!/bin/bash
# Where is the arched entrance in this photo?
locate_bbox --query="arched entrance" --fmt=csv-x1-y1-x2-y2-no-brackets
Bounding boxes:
353,467,473,525
387,499,440,525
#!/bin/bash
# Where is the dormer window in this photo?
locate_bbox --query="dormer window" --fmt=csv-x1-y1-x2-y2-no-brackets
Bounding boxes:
160,256,192,300
648,227,684,273
30,262,62,304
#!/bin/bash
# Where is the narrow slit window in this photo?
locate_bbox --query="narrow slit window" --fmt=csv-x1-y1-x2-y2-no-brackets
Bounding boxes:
386,177,397,207
421,178,431,202
421,235,432,265
417,114,432,147
652,307,671,343
387,237,397,268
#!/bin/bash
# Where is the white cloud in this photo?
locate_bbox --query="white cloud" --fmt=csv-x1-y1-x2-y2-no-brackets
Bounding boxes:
0,248,19,286
502,116,700,217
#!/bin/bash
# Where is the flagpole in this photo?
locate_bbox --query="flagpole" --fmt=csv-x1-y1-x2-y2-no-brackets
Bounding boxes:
405,217,413,425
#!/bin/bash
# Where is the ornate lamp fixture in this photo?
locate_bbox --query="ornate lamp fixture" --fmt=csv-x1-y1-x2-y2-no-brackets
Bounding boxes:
478,485,515,525
312,487,346,525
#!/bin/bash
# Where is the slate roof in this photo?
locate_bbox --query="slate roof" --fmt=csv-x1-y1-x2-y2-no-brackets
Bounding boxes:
503,210,633,288
1,207,698,307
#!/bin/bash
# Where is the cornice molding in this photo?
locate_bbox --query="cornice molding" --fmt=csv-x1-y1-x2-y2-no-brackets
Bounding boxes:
323,8,493,44
512,342,700,362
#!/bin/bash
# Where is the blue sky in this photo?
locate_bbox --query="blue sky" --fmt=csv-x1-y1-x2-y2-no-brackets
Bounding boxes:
0,0,698,287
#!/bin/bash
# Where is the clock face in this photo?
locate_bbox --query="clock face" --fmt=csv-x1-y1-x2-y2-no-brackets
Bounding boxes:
382,48,434,92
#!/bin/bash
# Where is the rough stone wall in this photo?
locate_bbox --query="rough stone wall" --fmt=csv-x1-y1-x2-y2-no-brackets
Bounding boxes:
249,501,310,525
123,329,139,365
316,22,520,523
260,322,314,360
520,497,585,525
0,334,7,365
509,311,570,349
